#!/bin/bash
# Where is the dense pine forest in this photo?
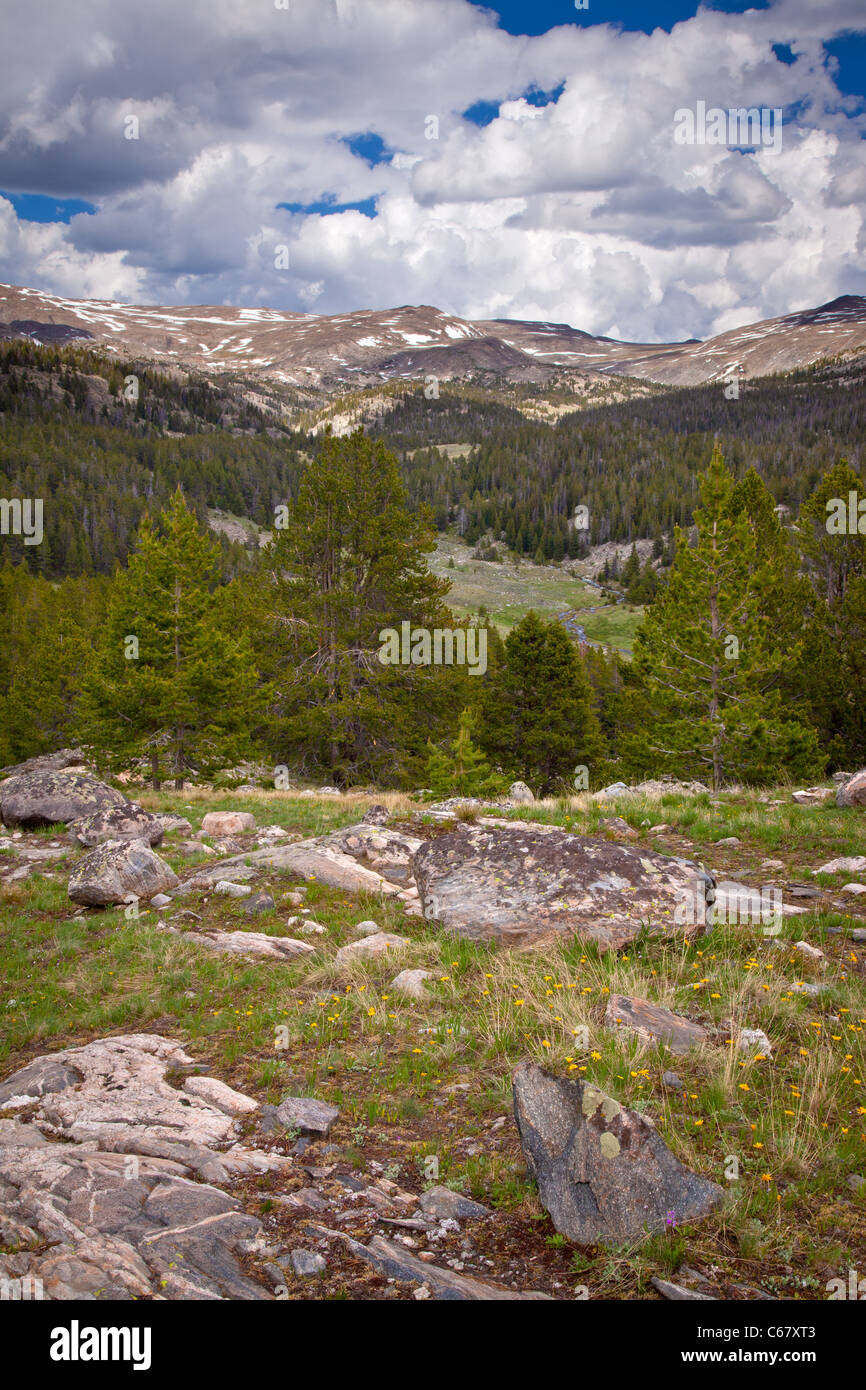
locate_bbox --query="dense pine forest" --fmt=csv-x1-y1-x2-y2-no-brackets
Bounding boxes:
1,339,864,787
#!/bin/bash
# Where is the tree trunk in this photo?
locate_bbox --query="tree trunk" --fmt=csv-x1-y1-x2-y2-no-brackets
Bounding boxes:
151,751,161,792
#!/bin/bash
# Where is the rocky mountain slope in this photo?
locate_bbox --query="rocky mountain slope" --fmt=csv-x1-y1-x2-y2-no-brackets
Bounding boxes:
2,282,865,390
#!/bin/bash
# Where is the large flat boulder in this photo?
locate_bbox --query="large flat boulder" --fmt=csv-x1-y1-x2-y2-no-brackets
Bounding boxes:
210,839,406,897
412,823,712,947
0,767,127,827
68,838,179,906
512,1062,723,1244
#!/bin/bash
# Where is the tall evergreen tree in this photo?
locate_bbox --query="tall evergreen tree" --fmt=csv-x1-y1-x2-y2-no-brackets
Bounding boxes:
255,430,458,786
478,610,604,794
620,448,822,788
79,489,265,788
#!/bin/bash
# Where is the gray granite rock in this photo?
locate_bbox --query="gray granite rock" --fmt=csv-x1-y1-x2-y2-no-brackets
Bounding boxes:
512,1062,723,1243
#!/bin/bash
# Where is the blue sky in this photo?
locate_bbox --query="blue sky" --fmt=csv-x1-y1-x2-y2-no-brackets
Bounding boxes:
0,0,864,341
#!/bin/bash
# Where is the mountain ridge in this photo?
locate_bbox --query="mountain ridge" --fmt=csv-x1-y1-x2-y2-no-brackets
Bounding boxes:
1,283,865,390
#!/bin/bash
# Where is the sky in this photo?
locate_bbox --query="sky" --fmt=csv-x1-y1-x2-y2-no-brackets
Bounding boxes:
0,0,864,342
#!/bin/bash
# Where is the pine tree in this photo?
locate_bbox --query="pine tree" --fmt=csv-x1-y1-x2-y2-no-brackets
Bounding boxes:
620,448,821,788
256,430,458,787
796,460,866,765
79,489,265,788
425,708,507,799
478,610,604,794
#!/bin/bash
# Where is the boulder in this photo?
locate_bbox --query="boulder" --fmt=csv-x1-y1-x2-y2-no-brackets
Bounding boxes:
68,838,179,906
604,994,709,1056
0,747,87,778
71,802,165,848
837,770,866,808
0,768,127,828
412,823,713,947
512,1062,723,1243
201,811,257,836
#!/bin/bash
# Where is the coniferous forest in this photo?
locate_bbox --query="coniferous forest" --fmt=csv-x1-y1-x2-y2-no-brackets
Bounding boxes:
1,339,863,789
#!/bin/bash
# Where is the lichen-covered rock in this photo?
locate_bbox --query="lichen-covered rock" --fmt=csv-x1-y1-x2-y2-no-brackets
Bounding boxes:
68,838,179,906
512,1062,723,1243
413,823,713,947
72,802,165,848
0,768,127,827
0,747,87,778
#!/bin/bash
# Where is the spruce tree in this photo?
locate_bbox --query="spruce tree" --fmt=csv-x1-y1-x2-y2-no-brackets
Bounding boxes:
257,430,458,787
425,708,507,799
478,610,604,794
80,489,265,788
620,448,821,788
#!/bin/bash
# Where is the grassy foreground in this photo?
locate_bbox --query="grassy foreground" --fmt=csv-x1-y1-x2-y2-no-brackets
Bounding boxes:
1,784,864,1299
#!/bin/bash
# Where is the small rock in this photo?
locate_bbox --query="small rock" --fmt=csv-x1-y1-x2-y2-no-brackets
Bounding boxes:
761,859,785,871
508,781,535,805
418,1186,491,1221
390,969,433,1001
213,880,252,898
714,836,741,847
243,892,276,916
201,811,257,836
182,1076,259,1117
662,1071,683,1090
815,855,866,875
652,1276,716,1301
737,1028,772,1055
794,940,824,962
289,1249,326,1278
351,919,381,937
852,929,866,943
336,932,408,964
841,883,866,896
151,893,173,908
605,994,708,1056
276,1096,340,1137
